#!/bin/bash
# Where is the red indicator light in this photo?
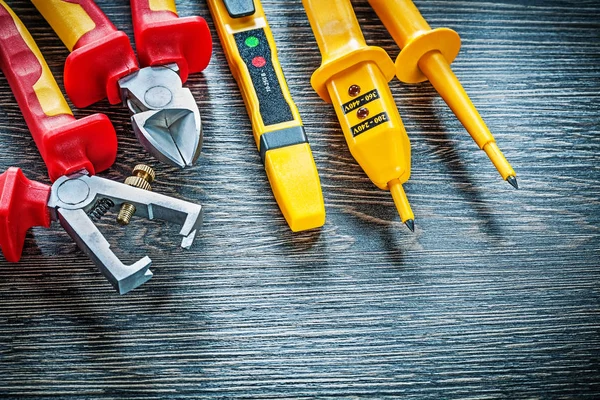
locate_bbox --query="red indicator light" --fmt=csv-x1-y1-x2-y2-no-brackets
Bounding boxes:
252,56,267,68
357,107,369,119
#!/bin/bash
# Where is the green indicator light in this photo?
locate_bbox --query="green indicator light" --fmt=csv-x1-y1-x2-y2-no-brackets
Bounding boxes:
245,36,259,48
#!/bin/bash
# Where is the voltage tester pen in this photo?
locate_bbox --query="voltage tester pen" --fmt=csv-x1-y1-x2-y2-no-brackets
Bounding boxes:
207,0,326,232
303,0,415,231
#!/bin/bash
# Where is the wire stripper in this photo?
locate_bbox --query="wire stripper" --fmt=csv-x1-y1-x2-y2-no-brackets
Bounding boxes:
0,1,203,294
206,0,326,232
29,0,213,169
302,0,415,230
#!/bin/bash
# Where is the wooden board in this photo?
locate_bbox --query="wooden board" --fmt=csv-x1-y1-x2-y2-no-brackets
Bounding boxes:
0,0,599,398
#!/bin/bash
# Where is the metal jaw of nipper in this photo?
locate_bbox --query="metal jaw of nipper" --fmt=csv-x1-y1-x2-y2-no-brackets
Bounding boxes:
119,63,203,169
47,171,203,294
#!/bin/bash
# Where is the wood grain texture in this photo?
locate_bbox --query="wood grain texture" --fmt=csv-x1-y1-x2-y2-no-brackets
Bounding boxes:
0,0,599,398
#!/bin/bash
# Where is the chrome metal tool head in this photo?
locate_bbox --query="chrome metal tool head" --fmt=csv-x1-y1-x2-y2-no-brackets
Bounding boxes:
47,171,203,294
119,64,203,168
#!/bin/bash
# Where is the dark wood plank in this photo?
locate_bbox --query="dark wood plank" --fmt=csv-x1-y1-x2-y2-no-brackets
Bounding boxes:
0,0,599,398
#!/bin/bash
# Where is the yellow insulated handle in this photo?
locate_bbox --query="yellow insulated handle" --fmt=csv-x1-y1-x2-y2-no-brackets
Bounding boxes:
1,1,71,118
368,0,517,184
30,0,97,51
148,0,177,13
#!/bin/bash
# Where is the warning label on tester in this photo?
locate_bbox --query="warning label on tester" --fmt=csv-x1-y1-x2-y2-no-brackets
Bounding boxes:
341,89,380,114
351,112,389,137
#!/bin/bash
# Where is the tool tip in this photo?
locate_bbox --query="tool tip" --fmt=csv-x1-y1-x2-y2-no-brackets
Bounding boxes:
506,176,519,189
405,219,415,232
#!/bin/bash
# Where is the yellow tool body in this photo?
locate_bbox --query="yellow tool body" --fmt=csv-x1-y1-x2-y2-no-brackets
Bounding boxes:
368,0,517,186
207,0,325,232
303,0,414,229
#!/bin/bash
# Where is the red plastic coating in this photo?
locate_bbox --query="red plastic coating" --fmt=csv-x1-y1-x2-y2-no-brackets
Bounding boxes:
0,3,118,181
130,0,212,82
0,168,51,262
64,1,139,106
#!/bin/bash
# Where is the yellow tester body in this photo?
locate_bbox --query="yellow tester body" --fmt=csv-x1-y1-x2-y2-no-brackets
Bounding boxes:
207,0,325,232
303,0,414,229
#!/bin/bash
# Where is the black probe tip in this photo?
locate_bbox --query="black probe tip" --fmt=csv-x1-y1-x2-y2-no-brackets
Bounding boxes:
405,219,415,232
507,176,519,189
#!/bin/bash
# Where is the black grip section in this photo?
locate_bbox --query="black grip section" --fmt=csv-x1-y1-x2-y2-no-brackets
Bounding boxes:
223,0,255,18
259,126,308,163
234,28,294,127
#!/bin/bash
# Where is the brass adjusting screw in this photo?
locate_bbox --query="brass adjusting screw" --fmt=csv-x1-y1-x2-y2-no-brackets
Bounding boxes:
117,164,156,226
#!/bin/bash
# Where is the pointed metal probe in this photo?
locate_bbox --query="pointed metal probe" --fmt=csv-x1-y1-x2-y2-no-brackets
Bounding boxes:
507,175,519,189
389,179,415,233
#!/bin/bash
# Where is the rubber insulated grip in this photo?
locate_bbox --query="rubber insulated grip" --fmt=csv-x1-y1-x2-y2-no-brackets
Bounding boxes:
31,0,139,106
0,2,118,181
0,168,51,262
130,0,212,81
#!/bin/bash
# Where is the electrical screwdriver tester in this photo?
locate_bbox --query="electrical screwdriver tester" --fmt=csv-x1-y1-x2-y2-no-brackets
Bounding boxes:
207,0,326,233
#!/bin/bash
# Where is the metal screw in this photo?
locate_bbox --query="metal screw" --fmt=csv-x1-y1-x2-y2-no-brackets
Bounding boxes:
117,164,156,226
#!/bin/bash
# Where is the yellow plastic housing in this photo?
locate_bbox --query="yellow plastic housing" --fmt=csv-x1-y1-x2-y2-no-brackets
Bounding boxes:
327,62,411,190
303,0,414,223
207,0,325,231
265,144,326,232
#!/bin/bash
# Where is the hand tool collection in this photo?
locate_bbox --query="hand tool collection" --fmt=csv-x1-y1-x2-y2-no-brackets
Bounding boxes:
30,0,212,168
0,0,203,294
0,0,518,292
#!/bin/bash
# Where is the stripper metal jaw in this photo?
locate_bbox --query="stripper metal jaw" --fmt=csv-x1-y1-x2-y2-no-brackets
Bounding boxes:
47,172,203,294
119,63,203,169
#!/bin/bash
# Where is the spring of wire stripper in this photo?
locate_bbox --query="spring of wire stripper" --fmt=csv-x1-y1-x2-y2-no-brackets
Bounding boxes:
88,198,115,222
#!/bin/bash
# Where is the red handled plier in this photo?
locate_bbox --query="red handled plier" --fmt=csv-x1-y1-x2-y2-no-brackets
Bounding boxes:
30,0,213,168
0,1,203,294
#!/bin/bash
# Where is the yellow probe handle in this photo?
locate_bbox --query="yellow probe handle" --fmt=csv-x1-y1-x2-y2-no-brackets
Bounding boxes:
368,0,517,183
303,0,414,226
207,0,325,232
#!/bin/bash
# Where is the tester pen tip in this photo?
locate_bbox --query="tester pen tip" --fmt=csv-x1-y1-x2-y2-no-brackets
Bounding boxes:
507,176,519,189
405,219,415,232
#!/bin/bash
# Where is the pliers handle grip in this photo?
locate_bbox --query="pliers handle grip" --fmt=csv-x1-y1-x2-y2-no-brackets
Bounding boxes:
0,1,117,181
130,0,212,82
30,0,140,107
31,0,213,107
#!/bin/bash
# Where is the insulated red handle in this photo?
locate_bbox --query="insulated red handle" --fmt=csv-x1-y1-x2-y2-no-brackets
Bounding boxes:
0,1,118,181
130,0,212,82
0,168,51,262
30,0,140,107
